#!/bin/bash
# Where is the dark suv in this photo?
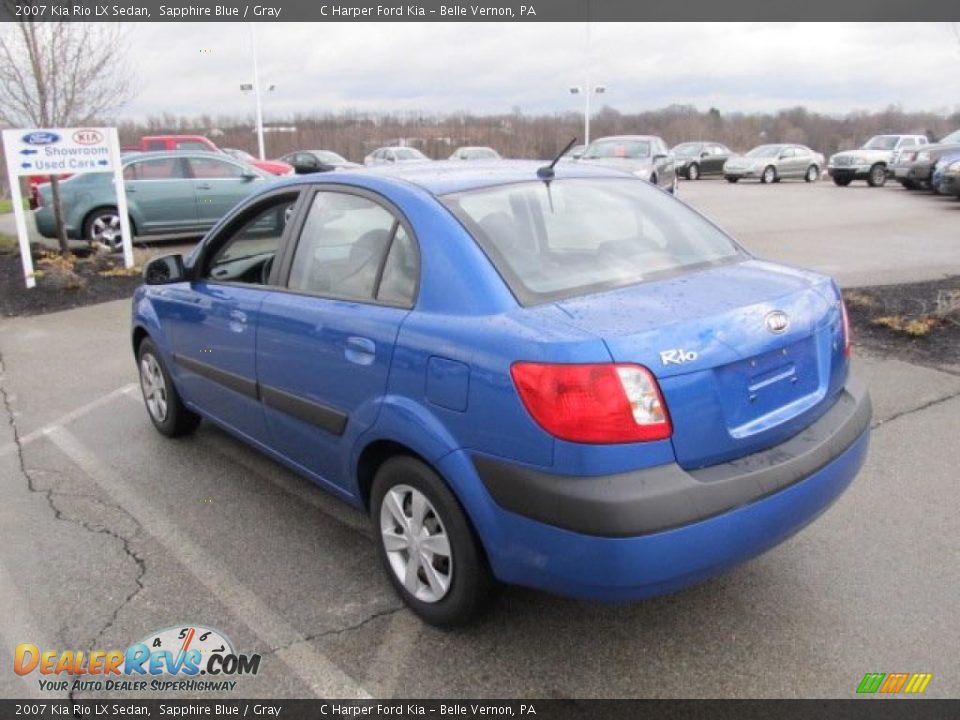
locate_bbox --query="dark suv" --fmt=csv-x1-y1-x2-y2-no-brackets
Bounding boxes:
890,129,960,190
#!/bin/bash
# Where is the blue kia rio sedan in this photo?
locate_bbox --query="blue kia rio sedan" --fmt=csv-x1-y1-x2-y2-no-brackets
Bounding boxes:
132,160,871,626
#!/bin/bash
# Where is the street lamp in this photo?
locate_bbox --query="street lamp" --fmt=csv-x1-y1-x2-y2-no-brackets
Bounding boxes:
241,23,275,160
569,84,606,147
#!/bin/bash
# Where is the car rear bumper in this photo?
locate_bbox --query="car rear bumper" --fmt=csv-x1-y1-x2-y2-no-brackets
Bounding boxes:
467,376,870,600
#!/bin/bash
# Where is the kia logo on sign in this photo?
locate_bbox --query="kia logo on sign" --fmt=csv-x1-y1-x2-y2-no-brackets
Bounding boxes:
73,129,103,145
765,310,790,334
21,131,60,146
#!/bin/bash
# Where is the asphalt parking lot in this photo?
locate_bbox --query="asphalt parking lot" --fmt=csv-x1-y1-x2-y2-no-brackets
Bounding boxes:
1,179,958,699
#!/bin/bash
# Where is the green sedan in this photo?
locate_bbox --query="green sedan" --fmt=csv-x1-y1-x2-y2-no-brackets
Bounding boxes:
34,151,274,248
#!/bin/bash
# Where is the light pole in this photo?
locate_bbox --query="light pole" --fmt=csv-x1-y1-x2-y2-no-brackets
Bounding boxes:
244,23,267,160
569,85,606,147
569,21,605,146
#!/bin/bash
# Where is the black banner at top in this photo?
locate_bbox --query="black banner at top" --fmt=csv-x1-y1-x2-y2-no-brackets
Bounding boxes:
2,0,959,22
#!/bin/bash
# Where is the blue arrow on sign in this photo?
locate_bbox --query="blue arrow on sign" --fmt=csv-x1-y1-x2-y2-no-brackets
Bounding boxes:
20,162,32,169
97,159,109,166
19,149,38,155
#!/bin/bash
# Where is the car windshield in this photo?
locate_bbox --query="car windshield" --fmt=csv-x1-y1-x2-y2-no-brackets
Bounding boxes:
863,136,898,150
396,148,428,160
314,151,348,164
746,145,783,158
442,178,742,305
939,129,960,144
673,143,702,157
583,139,651,160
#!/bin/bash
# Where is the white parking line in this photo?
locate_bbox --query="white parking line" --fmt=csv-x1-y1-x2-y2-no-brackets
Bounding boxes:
0,383,139,459
45,426,371,699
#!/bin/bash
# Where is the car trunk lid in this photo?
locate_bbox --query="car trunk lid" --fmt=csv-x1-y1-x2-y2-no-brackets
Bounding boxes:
552,260,847,468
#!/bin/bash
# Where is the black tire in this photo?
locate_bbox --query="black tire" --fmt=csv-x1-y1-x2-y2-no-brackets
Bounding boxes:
137,338,201,437
805,165,819,183
725,177,739,183
687,163,700,181
833,176,853,187
867,163,887,187
371,456,495,627
761,166,777,184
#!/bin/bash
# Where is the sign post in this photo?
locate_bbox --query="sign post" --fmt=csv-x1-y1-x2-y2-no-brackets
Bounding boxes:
1,127,132,289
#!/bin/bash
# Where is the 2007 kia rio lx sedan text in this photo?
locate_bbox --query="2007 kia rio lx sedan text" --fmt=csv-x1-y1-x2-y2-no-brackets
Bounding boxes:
132,160,871,626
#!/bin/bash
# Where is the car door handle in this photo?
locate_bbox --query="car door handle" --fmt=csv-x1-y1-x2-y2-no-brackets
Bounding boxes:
345,336,376,365
196,183,212,190
124,185,136,193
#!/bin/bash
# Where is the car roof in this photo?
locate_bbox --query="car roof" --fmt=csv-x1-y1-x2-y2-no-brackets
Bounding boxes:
326,159,634,196
119,150,250,167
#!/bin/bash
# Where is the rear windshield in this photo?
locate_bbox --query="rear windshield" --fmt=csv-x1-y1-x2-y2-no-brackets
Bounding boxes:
442,178,743,305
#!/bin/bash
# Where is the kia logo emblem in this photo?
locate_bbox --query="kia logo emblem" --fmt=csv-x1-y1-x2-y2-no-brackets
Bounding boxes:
72,129,103,145
765,311,790,334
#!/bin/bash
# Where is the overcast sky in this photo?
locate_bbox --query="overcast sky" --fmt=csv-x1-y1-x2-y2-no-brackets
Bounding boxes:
123,22,960,121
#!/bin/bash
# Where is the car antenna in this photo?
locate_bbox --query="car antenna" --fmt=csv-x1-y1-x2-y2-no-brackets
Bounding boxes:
537,137,578,181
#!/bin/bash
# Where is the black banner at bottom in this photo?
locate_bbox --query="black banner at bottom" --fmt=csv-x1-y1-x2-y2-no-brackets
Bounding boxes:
3,699,959,720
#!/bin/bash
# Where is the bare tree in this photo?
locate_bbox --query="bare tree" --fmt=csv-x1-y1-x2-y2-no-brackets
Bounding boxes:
0,20,133,255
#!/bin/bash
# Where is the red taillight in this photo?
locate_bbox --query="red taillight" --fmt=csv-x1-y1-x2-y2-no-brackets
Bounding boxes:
510,362,672,444
840,299,852,358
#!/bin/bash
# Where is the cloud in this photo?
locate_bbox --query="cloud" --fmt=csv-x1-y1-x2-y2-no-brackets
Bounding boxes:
121,21,960,120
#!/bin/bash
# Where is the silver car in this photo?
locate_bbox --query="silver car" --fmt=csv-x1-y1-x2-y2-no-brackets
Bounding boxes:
577,135,677,193
723,144,824,184
828,134,928,187
364,146,431,166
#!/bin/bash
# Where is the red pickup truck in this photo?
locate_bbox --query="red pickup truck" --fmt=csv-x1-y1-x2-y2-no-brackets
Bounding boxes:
27,134,291,208
137,135,293,175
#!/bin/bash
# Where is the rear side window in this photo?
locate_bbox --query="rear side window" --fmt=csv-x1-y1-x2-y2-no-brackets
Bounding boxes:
442,178,742,305
189,157,245,178
125,158,185,180
288,192,418,306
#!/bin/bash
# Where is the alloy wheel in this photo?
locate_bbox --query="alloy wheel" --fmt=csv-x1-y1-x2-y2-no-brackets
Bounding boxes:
380,484,453,603
90,212,121,247
140,353,168,423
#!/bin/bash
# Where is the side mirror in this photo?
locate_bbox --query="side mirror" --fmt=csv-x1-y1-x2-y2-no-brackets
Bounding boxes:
700,151,709,158
144,254,187,285
241,171,259,181
653,153,668,161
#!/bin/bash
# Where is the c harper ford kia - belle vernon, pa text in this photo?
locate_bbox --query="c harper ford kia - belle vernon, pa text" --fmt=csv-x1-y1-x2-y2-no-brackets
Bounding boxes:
132,158,870,626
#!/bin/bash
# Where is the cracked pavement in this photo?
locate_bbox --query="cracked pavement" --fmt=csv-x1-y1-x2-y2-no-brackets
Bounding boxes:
1,286,959,698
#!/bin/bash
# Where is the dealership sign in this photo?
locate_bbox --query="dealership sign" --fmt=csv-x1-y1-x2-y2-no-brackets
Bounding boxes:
1,127,132,288
9,127,116,177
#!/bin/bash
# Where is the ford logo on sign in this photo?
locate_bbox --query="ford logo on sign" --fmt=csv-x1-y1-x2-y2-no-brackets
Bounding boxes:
22,131,60,146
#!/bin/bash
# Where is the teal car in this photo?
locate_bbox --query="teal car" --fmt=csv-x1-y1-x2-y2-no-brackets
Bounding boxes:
34,151,273,248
